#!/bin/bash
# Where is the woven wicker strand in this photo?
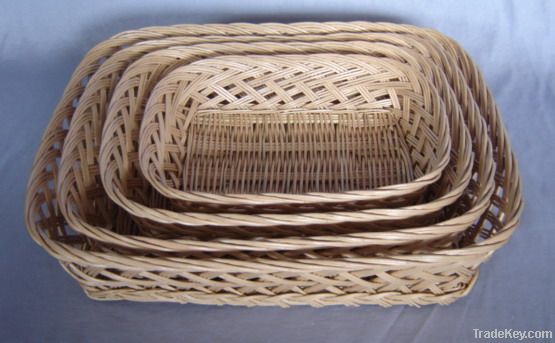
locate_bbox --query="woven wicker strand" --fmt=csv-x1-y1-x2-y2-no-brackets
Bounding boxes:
24,22,522,307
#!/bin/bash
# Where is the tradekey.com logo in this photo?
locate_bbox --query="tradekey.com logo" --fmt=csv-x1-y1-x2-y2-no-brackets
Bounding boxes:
473,328,552,340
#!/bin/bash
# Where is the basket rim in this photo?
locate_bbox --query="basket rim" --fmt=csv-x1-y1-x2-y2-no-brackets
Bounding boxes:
80,273,478,307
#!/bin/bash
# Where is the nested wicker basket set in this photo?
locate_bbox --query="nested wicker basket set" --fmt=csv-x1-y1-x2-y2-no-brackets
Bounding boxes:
25,22,522,307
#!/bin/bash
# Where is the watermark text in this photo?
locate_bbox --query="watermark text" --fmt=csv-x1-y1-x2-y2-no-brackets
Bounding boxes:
474,328,552,340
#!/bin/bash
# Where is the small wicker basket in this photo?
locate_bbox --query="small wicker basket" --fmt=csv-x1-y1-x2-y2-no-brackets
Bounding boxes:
137,54,451,207
25,22,522,307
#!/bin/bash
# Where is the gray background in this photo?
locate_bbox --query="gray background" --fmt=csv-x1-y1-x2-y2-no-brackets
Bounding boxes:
1,0,553,342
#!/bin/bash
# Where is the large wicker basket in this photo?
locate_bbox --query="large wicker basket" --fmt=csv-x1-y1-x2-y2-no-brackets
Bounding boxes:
25,22,522,307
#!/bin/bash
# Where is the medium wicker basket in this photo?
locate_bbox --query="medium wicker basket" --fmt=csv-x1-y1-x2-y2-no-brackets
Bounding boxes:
25,22,522,307
56,32,482,251
98,53,458,225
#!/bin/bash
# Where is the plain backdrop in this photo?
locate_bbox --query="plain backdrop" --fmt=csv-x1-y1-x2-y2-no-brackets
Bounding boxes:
1,1,553,342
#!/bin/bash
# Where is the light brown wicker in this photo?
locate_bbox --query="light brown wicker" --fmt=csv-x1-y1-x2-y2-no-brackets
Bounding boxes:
58,28,489,251
137,54,451,206
56,34,481,252
97,52,456,227
25,22,522,307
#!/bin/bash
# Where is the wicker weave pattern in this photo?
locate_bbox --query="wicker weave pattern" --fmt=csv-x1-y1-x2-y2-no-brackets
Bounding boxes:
24,22,522,307
54,53,453,254
95,44,467,228
182,110,415,192
139,54,450,201
55,29,490,253
65,39,481,251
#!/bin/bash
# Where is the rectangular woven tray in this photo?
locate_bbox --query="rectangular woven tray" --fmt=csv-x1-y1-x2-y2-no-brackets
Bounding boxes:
138,54,450,202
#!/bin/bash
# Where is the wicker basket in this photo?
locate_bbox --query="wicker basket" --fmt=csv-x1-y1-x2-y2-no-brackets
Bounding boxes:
98,52,457,226
137,54,451,207
55,34,481,251
25,22,522,307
